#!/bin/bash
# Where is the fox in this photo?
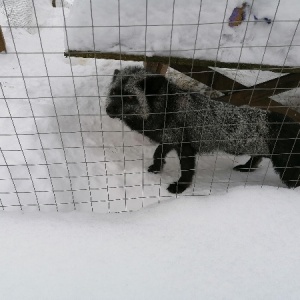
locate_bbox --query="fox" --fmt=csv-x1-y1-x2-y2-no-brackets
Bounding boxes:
106,66,300,193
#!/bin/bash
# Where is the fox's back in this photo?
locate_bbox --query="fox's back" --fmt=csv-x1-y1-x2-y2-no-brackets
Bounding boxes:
184,96,270,155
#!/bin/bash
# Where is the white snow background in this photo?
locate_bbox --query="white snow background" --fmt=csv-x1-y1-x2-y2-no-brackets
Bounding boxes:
66,0,300,67
0,187,300,299
0,1,300,298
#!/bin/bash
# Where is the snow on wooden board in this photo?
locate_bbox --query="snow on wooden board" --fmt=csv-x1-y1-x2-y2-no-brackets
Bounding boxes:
66,0,300,67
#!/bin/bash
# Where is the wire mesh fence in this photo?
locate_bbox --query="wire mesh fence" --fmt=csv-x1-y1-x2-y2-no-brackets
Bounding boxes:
0,0,299,212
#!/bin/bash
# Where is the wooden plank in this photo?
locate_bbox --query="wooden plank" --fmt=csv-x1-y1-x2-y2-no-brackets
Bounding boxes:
0,26,6,53
217,73,300,122
219,73,300,104
170,64,246,93
65,50,300,73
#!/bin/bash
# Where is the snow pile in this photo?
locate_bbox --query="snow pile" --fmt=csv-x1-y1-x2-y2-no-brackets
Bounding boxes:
0,0,35,33
1,187,300,299
66,0,300,66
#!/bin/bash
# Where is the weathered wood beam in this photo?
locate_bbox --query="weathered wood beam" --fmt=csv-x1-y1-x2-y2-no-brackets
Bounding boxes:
64,51,300,73
170,64,246,93
217,73,300,122
143,62,168,75
0,26,6,53
219,73,300,104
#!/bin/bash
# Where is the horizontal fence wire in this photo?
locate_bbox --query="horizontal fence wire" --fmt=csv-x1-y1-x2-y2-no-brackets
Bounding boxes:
0,0,299,212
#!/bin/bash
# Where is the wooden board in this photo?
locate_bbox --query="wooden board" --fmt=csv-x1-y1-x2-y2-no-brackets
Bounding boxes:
218,73,300,122
0,26,6,53
65,50,300,73
219,73,300,104
143,62,168,75
170,64,246,93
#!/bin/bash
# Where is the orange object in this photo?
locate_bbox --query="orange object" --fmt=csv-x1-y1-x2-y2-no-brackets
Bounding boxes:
228,2,248,27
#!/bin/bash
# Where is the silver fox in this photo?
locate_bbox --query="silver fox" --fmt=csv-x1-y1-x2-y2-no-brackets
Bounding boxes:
106,66,300,193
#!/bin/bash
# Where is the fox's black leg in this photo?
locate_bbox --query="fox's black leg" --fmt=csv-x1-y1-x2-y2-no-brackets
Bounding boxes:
267,112,300,188
148,143,174,173
167,143,196,194
233,156,262,172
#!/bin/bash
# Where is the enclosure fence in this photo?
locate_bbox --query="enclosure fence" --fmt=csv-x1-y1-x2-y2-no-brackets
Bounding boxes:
0,0,299,212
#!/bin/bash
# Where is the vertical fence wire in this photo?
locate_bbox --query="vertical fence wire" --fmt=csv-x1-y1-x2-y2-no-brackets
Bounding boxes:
117,0,129,211
61,0,94,211
1,2,42,211
88,0,111,212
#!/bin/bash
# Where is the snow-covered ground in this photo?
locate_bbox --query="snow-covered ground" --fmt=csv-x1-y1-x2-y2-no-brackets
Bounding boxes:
66,0,300,66
0,2,300,298
1,187,300,300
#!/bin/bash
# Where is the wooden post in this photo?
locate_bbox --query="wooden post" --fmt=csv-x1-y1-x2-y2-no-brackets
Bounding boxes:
143,61,168,75
0,26,6,53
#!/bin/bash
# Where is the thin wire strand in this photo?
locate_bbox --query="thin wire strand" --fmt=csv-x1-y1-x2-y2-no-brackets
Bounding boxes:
0,146,23,210
1,2,49,210
260,18,300,188
191,0,231,195
61,0,94,211
178,0,203,196
156,0,176,201
117,0,128,211
141,0,149,209
88,0,111,212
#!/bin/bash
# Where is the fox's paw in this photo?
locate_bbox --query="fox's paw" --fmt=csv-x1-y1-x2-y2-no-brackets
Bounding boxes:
233,165,257,172
167,182,189,194
148,164,162,174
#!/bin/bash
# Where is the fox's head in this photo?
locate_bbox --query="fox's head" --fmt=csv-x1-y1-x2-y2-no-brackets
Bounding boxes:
106,66,166,121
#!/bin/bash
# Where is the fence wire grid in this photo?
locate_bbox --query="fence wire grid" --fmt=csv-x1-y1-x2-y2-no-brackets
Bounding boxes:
0,0,299,213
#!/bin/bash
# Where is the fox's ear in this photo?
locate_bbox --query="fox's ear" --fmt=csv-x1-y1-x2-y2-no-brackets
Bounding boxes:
112,69,120,82
139,75,166,95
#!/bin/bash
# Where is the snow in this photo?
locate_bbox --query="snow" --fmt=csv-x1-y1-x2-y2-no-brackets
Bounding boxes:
66,0,300,67
0,2,300,298
1,187,300,299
